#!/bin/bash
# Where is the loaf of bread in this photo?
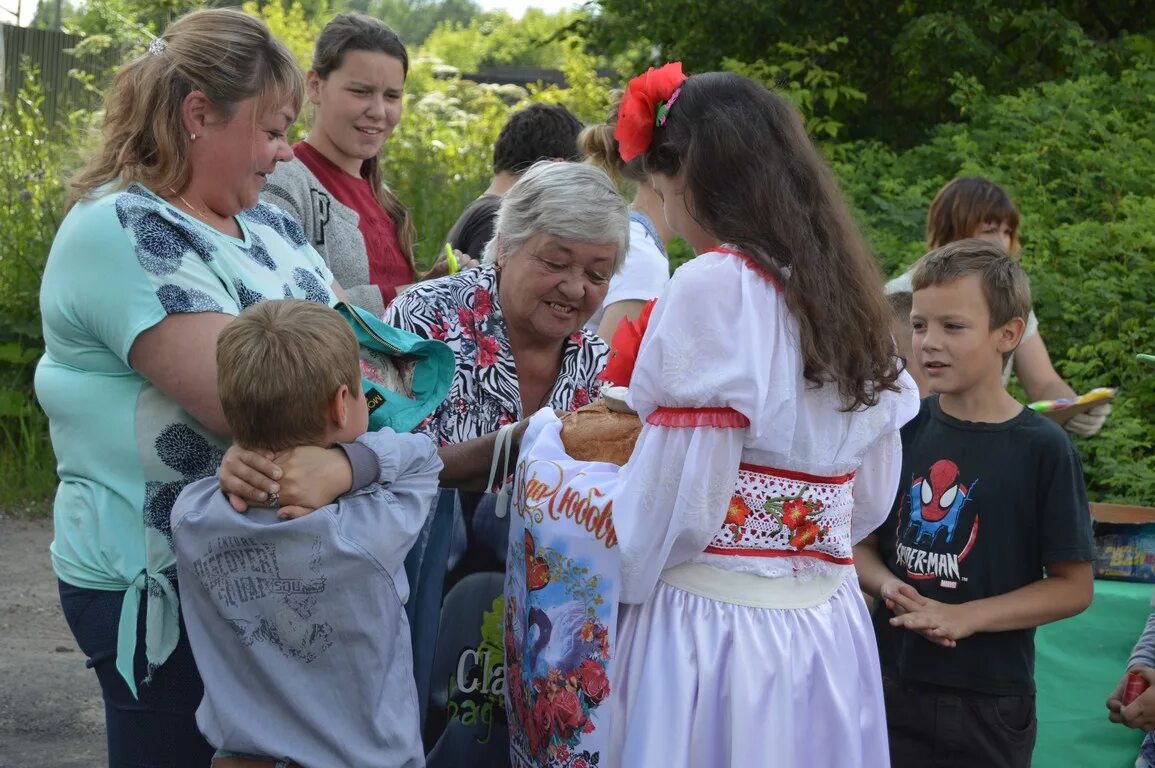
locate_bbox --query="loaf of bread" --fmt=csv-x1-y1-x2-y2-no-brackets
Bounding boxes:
559,401,642,466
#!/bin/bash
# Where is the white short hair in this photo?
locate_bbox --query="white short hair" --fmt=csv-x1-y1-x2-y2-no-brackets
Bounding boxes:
482,161,629,271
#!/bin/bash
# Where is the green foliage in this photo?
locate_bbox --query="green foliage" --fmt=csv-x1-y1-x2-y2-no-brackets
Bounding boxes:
724,37,865,139
665,239,694,272
526,36,614,123
61,0,154,69
246,0,330,74
834,65,1155,503
0,409,57,511
365,0,480,47
30,0,80,29
0,69,85,506
589,0,1155,144
387,65,512,267
421,8,582,73
64,0,195,44
0,73,68,390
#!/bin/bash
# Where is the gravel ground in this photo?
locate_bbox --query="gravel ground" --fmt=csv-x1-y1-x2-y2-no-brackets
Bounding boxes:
0,515,105,768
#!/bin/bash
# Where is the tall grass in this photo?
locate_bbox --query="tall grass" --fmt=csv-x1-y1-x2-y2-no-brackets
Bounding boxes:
0,409,56,515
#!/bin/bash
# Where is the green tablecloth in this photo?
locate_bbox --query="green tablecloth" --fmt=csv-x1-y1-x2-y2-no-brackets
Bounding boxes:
1034,578,1151,767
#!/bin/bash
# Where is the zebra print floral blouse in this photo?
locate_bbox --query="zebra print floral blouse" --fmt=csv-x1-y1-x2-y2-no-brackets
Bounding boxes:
383,264,609,445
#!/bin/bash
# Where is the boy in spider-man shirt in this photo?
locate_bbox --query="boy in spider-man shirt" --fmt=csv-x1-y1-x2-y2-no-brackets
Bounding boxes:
855,239,1095,768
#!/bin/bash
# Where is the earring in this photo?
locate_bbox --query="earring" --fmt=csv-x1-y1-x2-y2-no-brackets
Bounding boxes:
190,133,198,141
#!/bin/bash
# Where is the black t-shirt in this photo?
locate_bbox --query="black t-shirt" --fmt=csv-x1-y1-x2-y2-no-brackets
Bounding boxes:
445,195,501,260
871,396,1094,696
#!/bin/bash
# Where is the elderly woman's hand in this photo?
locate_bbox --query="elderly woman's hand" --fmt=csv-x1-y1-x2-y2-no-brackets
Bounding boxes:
220,444,352,519
423,249,481,281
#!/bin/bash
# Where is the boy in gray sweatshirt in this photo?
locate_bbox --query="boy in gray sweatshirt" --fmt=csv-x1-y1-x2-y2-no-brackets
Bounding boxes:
172,299,441,767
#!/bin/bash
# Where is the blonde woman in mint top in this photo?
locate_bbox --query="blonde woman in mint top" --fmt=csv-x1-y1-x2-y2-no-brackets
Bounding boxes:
34,10,349,765
263,14,461,315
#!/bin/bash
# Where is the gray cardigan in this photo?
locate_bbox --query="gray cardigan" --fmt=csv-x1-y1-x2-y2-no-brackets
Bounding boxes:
263,157,389,315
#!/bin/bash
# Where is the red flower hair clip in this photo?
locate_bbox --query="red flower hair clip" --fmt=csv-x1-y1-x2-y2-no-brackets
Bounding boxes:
614,62,688,163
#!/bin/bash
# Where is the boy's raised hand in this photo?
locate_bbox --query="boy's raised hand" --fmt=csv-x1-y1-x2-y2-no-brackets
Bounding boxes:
888,591,974,648
220,445,281,512
220,443,350,520
268,446,350,520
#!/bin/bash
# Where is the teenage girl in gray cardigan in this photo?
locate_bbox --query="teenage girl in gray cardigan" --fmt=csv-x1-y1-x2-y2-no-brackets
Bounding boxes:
263,14,460,315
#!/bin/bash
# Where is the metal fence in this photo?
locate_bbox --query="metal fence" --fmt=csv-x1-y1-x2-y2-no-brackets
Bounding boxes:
1,23,121,125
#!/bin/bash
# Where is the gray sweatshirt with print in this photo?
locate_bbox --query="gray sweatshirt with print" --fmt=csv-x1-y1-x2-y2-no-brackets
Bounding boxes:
171,429,441,767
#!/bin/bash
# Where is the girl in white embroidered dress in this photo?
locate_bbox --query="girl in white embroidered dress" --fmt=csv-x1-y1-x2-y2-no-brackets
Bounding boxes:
514,70,920,767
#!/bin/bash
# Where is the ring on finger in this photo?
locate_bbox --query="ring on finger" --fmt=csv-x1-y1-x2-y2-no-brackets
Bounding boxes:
266,491,280,508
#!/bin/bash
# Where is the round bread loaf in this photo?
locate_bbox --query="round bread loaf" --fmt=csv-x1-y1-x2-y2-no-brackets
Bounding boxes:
560,401,642,466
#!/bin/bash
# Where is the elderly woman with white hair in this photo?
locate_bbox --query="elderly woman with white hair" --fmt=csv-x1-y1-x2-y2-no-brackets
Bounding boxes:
385,159,628,473
222,159,629,497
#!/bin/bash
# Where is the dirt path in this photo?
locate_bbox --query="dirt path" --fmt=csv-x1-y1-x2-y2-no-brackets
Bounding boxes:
0,516,104,768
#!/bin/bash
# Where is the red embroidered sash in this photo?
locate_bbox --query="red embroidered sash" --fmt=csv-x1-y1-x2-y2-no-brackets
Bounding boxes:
706,463,856,564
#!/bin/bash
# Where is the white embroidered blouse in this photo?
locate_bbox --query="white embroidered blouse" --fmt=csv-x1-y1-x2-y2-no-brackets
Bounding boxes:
605,248,920,600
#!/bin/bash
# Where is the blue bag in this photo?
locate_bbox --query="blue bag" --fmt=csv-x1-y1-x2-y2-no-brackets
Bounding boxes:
335,301,455,434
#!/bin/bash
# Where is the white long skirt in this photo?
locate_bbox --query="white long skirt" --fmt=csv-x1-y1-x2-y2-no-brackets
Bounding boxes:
609,572,889,768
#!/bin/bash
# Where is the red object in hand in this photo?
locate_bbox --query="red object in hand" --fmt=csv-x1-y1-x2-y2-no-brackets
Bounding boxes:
1123,671,1150,706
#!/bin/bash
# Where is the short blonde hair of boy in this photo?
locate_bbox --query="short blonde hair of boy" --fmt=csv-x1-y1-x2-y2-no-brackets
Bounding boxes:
217,300,361,452
911,239,1032,331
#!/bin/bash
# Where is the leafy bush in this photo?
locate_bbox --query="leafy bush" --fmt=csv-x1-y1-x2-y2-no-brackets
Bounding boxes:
391,33,615,268
389,65,512,265
724,37,866,140
246,0,329,73
833,66,1155,504
420,9,582,73
588,0,1155,146
0,70,89,507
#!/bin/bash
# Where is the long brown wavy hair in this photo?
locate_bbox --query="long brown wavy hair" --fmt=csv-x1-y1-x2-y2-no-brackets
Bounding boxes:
643,71,903,410
310,13,416,273
68,8,303,210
